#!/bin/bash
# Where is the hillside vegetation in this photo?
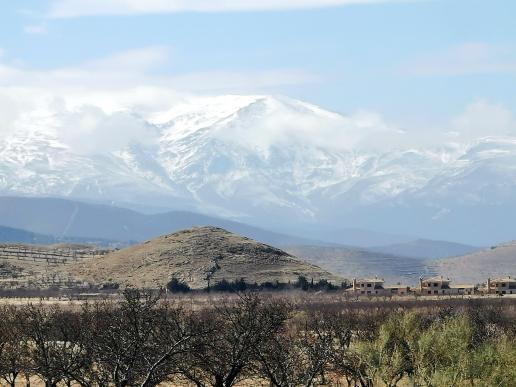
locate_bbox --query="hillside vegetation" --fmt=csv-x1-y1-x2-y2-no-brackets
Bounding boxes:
74,226,340,289
432,241,516,283
285,245,435,283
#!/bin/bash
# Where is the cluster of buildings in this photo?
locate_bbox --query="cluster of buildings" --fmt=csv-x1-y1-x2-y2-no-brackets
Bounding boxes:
347,275,516,296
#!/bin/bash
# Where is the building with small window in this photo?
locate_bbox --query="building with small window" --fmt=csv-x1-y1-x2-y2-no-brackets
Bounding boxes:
384,284,411,295
416,276,476,295
487,276,516,295
448,284,475,295
418,276,451,295
349,277,386,295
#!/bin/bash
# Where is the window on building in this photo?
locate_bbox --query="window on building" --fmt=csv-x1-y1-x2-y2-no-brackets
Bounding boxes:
367,284,372,287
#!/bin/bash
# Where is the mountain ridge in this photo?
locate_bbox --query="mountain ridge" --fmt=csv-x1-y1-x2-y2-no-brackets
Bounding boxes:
0,196,344,246
2,95,516,245
370,239,480,260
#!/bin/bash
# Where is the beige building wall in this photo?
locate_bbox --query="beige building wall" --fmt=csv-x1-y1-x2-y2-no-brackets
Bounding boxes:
487,277,516,294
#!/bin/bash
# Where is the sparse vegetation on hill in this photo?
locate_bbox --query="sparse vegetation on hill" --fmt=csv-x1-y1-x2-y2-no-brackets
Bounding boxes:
286,245,433,284
74,227,340,289
432,241,516,283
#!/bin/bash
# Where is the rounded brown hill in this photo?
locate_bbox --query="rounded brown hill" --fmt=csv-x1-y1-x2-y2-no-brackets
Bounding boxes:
431,241,516,284
75,226,340,289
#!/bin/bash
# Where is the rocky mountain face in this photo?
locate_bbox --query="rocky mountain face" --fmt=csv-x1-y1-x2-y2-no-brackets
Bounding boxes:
2,94,516,245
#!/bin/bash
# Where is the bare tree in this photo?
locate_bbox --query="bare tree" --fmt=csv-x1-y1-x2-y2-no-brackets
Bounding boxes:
323,311,366,387
84,288,196,387
53,309,94,387
180,293,291,387
257,311,351,387
0,306,31,387
21,304,89,387
138,301,198,387
84,289,162,386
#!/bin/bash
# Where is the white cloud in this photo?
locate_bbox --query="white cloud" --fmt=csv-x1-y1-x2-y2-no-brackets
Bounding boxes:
47,0,417,18
56,106,159,154
402,42,516,76
80,46,170,72
449,100,516,140
0,47,320,154
332,101,516,151
23,24,48,34
0,45,513,157
0,46,317,104
166,69,319,92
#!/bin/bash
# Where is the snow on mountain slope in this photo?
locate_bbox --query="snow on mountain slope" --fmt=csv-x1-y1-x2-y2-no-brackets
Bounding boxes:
1,94,515,245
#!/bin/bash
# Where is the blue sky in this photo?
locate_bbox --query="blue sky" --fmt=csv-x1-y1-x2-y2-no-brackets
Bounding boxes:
0,0,515,130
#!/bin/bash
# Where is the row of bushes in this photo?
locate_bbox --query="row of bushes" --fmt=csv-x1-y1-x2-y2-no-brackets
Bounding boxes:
0,290,514,386
167,275,341,293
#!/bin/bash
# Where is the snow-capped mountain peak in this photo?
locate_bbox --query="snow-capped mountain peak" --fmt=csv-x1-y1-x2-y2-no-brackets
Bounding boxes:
1,94,516,245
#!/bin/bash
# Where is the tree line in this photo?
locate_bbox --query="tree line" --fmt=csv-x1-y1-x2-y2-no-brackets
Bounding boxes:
167,275,341,293
0,290,514,386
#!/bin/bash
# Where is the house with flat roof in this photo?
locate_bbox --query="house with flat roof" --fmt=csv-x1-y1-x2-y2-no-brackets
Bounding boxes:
487,276,516,295
383,284,411,296
418,276,451,295
417,276,476,295
448,284,475,295
349,277,385,295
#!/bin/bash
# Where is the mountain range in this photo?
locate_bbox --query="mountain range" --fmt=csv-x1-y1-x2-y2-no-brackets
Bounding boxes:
0,196,333,247
0,225,57,245
0,224,121,246
1,94,516,246
0,197,481,262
